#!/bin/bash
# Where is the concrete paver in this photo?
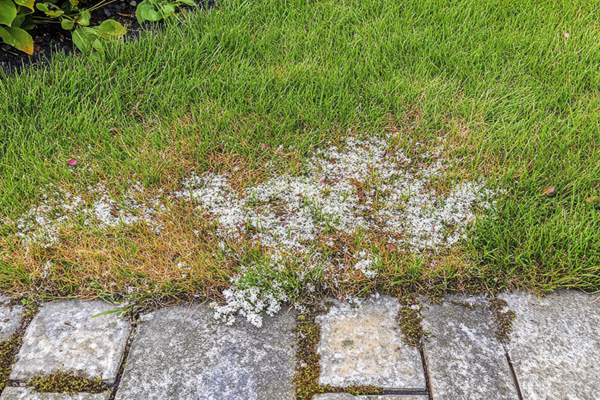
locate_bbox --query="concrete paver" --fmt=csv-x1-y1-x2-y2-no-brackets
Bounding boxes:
421,295,518,400
9,300,130,383
114,305,297,400
316,296,425,389
502,291,600,400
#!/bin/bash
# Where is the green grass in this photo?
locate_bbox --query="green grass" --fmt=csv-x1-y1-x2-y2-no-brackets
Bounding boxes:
1,0,599,297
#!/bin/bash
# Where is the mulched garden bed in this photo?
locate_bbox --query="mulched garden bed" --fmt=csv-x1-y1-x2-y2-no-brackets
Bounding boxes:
0,0,215,75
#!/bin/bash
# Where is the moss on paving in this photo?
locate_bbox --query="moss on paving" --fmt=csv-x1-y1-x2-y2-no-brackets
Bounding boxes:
0,299,38,391
398,295,425,349
0,334,22,391
29,372,106,394
488,297,516,343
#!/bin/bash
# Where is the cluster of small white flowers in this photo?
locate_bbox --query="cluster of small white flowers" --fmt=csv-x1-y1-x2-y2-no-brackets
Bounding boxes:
6,132,500,327
211,280,289,328
179,133,495,256
353,250,378,279
8,182,163,247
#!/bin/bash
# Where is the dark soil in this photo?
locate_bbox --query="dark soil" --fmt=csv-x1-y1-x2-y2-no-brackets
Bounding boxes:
0,0,215,75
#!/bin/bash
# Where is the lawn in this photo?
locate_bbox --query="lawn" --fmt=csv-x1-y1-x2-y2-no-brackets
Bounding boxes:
0,0,599,314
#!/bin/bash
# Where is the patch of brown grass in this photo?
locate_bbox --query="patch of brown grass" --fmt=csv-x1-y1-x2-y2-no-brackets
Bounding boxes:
0,201,240,300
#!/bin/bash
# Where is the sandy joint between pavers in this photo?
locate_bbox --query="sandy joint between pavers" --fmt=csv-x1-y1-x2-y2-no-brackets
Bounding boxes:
1,131,500,327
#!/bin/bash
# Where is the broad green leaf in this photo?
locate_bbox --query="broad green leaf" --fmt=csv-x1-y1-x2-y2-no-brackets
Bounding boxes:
10,13,23,27
0,25,33,54
20,17,34,29
35,2,48,11
136,1,161,24
98,19,125,39
72,26,96,53
68,0,78,5
13,10,34,29
0,0,17,26
14,0,34,10
16,4,34,15
178,0,196,7
60,18,74,29
77,8,89,26
159,3,175,17
92,37,103,52
44,9,63,17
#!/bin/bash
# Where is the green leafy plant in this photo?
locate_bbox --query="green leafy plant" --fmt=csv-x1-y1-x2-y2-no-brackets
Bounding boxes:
135,0,195,24
0,0,35,54
0,0,126,55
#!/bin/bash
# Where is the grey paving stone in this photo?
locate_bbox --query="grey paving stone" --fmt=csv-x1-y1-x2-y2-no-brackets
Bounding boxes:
501,290,600,400
314,394,428,400
0,387,110,400
10,300,130,383
316,296,425,389
0,302,23,340
421,295,518,400
114,305,297,400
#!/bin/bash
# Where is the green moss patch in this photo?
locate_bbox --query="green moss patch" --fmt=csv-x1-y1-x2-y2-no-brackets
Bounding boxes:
0,299,38,391
0,334,22,391
398,295,425,349
29,372,106,394
488,297,516,343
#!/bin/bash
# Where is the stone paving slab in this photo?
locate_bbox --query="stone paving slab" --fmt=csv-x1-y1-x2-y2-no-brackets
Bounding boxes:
314,394,428,400
10,300,130,383
0,387,110,400
316,296,425,389
114,305,297,400
0,302,23,340
501,290,600,400
421,295,518,400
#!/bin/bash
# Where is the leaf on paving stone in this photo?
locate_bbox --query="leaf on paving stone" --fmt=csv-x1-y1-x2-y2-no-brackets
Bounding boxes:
541,186,555,196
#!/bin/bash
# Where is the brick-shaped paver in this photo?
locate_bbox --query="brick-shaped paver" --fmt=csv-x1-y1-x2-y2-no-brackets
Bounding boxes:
0,387,110,400
316,296,425,389
0,299,23,340
114,305,297,400
314,394,428,400
501,291,600,400
10,300,130,383
421,295,518,400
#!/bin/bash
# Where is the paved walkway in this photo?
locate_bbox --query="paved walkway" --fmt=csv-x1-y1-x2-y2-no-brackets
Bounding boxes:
0,291,598,400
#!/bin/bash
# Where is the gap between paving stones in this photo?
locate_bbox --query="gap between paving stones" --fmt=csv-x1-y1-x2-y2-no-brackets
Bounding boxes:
0,298,37,393
106,318,137,400
487,297,524,400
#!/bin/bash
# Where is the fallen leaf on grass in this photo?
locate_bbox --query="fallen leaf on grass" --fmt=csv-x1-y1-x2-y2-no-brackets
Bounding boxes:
585,195,598,203
541,186,555,196
67,159,78,166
